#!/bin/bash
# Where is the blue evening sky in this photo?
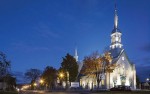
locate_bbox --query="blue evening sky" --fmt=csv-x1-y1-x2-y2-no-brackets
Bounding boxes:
0,0,150,83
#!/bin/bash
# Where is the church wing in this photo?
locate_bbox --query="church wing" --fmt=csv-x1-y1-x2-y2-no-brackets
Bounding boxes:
115,50,134,71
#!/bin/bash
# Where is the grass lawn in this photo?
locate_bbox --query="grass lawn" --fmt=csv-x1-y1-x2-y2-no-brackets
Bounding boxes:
0,91,18,94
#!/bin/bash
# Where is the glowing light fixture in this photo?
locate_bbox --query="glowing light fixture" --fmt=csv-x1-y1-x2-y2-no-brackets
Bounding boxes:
34,83,37,86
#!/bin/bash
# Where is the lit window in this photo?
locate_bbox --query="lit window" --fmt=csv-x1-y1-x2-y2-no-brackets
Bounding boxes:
112,37,115,42
122,57,124,61
116,37,119,41
101,80,104,85
119,37,121,42
112,45,115,49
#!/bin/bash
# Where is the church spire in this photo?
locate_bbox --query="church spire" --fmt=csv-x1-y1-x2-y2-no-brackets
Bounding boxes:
74,48,78,62
114,0,118,29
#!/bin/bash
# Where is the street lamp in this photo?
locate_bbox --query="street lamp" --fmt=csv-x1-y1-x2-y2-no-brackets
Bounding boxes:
39,79,44,90
59,73,64,78
34,83,37,86
58,71,70,89
59,72,64,88
33,83,37,90
40,79,44,84
66,71,69,89
146,78,149,82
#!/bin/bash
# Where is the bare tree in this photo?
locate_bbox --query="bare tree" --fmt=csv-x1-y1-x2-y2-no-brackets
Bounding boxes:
0,51,10,78
25,68,41,89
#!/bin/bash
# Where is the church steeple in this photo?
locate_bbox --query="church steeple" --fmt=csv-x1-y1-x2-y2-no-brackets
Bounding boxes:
110,0,123,49
74,48,78,62
114,2,118,29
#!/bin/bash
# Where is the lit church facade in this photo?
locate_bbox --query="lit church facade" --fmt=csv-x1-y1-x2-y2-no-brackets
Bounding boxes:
78,3,136,90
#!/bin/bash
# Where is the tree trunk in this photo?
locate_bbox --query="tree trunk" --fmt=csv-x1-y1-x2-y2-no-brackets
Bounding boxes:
97,79,100,90
109,72,110,89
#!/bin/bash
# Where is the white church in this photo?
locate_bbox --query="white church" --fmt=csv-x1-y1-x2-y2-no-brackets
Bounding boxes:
76,3,136,90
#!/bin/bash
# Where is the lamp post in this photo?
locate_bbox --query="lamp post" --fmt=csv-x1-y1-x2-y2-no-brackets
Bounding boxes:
34,83,37,86
66,71,69,89
60,73,64,78
33,83,37,90
40,79,44,84
59,71,69,89
59,72,64,87
39,79,44,90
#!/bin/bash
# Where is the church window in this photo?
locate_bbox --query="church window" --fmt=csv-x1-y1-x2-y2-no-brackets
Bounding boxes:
112,37,115,43
115,37,119,41
119,37,121,42
122,57,124,61
119,45,121,48
101,80,104,85
112,45,115,49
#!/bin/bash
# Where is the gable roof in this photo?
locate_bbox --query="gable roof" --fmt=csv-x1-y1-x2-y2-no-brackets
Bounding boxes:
109,48,134,68
109,48,124,64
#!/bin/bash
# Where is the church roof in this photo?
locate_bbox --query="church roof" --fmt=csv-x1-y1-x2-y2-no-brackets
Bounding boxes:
109,48,124,64
109,48,123,58
109,48,134,68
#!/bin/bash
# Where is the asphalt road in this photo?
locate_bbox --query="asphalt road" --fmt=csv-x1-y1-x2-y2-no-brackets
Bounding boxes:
19,90,150,94
19,90,45,94
19,90,90,94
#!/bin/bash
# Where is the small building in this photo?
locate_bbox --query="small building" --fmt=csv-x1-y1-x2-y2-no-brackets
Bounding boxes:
0,75,16,90
0,80,7,90
141,82,150,89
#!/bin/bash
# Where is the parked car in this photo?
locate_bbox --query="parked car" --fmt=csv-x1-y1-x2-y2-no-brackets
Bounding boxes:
110,85,131,91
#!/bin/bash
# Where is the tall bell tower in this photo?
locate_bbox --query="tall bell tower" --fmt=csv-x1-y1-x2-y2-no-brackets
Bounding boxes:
110,2,123,49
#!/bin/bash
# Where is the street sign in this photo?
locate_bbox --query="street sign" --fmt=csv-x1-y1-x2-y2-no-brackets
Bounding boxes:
101,74,105,80
70,82,79,87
